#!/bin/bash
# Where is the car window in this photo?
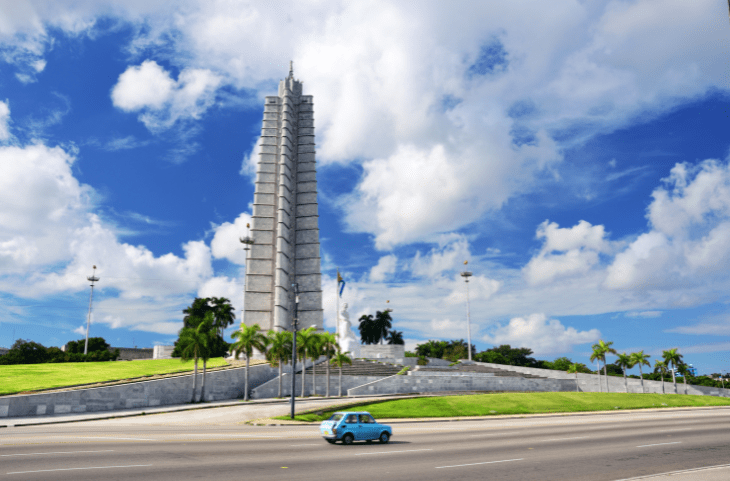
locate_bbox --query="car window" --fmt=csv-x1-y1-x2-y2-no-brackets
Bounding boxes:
329,414,343,421
359,414,374,424
345,414,358,424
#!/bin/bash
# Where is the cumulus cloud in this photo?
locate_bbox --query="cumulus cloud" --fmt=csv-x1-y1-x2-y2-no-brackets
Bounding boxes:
111,60,222,132
482,313,601,355
411,236,471,278
0,101,11,140
369,255,397,282
210,212,253,265
524,220,610,285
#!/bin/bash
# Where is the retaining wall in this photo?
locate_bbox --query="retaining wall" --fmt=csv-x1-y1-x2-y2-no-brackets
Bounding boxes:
0,363,280,419
251,374,385,399
469,361,730,397
348,374,575,396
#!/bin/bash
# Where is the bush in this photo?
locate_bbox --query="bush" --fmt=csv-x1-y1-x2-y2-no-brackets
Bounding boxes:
0,338,119,365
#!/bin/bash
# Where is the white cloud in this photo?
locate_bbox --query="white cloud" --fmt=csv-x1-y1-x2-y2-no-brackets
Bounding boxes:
111,60,222,132
73,325,86,335
210,212,253,265
411,236,471,278
482,313,601,355
0,101,10,140
369,255,397,282
626,311,662,318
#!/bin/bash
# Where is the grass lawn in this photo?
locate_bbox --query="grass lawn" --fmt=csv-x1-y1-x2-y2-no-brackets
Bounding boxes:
283,392,730,422
0,358,231,396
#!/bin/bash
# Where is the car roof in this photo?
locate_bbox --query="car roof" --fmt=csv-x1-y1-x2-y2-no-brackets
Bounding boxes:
334,411,372,415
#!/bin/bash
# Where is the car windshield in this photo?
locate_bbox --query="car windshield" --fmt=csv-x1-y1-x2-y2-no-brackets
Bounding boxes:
329,414,344,421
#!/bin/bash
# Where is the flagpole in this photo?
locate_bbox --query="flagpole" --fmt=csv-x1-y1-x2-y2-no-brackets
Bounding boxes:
336,268,340,340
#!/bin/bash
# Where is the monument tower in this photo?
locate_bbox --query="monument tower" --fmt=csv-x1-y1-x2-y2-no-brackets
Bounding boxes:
243,62,323,332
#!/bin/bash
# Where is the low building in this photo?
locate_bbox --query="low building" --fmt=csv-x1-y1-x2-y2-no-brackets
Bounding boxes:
0,347,9,356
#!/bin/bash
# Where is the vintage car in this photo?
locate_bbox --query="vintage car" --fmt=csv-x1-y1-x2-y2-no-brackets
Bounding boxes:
319,411,392,445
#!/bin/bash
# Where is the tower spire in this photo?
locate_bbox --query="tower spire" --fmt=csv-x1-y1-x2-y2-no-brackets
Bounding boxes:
288,60,294,78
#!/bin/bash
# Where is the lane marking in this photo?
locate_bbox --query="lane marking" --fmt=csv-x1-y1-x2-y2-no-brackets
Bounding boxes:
1,450,115,457
355,448,433,456
636,442,681,448
612,462,730,480
436,458,524,469
542,436,589,442
63,436,156,441
8,464,152,475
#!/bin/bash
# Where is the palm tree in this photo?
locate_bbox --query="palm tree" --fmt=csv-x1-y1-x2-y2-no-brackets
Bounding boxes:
319,332,339,397
266,330,292,398
373,310,393,344
358,314,376,344
630,351,651,394
296,327,316,397
614,352,634,393
330,349,353,397
211,297,236,337
654,360,668,394
178,315,213,402
593,340,617,393
662,348,683,394
567,363,581,392
676,362,690,395
386,330,404,345
590,346,604,393
309,333,324,396
230,323,269,401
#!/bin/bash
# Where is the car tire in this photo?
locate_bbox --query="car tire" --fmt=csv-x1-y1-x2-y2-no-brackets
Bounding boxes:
366,440,372,444
379,432,390,444
342,433,354,445
326,439,336,444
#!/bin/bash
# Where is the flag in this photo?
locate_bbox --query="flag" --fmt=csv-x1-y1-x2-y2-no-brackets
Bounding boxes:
337,270,345,297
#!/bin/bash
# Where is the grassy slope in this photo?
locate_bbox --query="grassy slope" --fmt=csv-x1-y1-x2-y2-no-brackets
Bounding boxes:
0,358,231,396
285,392,730,422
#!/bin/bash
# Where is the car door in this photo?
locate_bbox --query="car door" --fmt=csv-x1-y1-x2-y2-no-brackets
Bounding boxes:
343,414,362,440
359,414,377,439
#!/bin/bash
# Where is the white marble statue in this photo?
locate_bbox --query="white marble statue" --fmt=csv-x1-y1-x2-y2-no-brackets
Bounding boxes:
337,303,360,358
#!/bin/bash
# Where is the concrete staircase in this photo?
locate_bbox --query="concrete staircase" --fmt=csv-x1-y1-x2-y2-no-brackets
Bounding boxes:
414,363,547,379
301,359,403,377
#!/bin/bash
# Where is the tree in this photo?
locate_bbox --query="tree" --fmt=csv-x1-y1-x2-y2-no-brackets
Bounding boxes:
551,357,574,372
662,348,683,394
178,316,213,402
474,350,509,364
296,327,317,397
319,332,339,397
567,363,581,392
478,345,538,367
590,345,605,393
358,314,376,345
65,337,111,354
266,330,292,398
630,351,651,394
654,360,668,394
592,340,617,393
3,339,49,364
614,352,634,393
210,297,236,337
230,323,268,402
676,362,690,395
443,339,475,362
416,340,450,359
330,349,353,397
373,310,393,345
198,313,216,402
174,297,233,358
309,333,324,396
386,330,404,345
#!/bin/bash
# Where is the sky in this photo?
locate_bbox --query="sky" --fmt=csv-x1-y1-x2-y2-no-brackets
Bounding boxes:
1,0,730,375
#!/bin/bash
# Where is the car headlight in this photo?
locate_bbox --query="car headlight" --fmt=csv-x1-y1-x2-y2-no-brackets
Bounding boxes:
332,427,337,434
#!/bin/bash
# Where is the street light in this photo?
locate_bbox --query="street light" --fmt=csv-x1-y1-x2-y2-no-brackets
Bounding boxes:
84,266,100,355
291,283,301,419
239,223,254,329
460,261,472,361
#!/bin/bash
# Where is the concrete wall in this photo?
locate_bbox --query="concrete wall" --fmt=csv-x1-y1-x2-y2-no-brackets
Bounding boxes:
360,345,405,359
113,347,153,360
0,363,280,419
348,374,575,396
469,361,730,397
251,373,386,399
153,345,174,359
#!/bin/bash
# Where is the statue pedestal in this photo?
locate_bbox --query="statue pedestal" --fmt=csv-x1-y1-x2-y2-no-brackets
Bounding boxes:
360,345,405,359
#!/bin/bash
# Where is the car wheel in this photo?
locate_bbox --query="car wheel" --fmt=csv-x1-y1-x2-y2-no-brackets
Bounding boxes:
326,439,336,444
342,433,354,445
366,439,372,444
379,432,390,444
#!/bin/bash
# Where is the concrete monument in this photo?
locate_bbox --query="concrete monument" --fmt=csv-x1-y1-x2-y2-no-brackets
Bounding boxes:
243,63,323,331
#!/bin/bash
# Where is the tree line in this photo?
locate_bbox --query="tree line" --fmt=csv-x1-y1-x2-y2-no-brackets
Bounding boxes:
0,337,120,365
358,310,404,345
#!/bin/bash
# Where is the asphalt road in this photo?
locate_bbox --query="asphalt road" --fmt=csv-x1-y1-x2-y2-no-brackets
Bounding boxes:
2,407,730,480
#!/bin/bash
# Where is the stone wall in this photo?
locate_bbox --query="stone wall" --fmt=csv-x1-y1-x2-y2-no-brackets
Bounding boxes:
0,363,280,419
113,347,153,360
153,345,174,359
251,373,386,399
360,345,405,359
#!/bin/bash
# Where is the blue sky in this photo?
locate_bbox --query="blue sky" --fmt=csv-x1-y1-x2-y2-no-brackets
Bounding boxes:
1,1,730,375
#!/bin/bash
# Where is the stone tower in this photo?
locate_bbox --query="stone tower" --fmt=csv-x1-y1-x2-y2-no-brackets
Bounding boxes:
243,63,323,332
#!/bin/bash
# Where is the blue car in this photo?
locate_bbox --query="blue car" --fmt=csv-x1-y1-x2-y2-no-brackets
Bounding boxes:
320,411,392,445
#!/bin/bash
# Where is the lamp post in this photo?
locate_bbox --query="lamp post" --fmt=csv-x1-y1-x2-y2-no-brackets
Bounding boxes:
84,265,100,355
239,223,254,330
460,261,472,361
290,283,300,419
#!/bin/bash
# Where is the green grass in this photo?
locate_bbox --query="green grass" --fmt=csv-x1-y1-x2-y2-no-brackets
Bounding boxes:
281,392,730,422
0,358,230,396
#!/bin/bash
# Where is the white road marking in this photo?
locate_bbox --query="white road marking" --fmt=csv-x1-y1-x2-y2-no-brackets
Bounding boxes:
63,436,156,441
355,448,433,456
7,464,152,475
542,436,589,442
636,442,681,448
612,463,730,480
436,458,524,469
1,450,115,457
